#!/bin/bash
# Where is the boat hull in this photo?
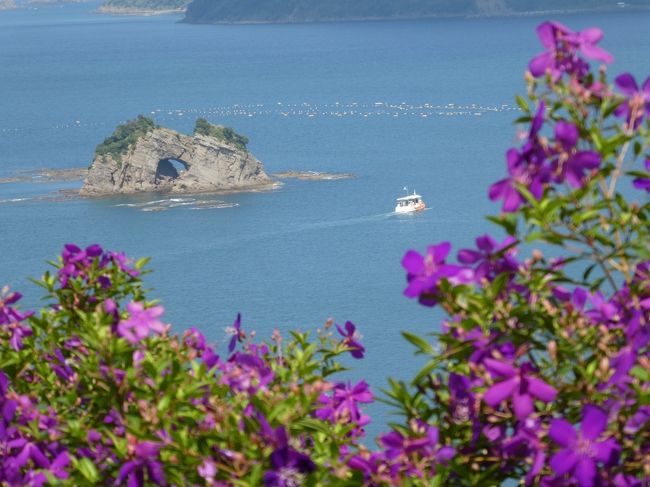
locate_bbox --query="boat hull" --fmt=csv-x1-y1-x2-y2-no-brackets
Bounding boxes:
395,202,426,213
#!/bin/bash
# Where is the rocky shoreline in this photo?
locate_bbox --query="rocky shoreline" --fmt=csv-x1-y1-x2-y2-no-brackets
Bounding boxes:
0,168,87,184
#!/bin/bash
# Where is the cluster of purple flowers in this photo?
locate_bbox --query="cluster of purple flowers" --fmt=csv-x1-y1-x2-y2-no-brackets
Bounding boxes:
0,290,33,351
58,243,139,289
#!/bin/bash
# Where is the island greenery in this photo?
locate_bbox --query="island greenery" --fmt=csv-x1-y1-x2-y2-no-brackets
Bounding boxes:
183,0,650,23
94,115,157,162
194,118,249,152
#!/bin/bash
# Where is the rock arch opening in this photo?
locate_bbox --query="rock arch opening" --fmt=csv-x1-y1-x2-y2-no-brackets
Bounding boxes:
155,159,188,184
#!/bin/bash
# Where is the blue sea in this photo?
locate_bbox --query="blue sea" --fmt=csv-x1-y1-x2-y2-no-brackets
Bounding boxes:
1,1,650,439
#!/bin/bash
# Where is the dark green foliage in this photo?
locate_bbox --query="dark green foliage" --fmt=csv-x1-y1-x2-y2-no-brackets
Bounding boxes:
95,115,156,161
183,0,650,23
194,118,249,152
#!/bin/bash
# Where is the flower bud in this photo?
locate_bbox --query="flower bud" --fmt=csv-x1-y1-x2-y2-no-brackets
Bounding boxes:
547,340,557,362
599,357,610,375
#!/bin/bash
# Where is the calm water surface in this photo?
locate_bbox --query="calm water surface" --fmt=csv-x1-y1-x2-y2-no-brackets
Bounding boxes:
1,2,650,437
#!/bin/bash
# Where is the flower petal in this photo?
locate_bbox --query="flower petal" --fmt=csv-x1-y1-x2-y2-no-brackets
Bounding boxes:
401,250,424,274
512,392,534,420
483,377,518,407
575,457,596,487
581,404,608,440
528,377,557,402
484,359,517,377
549,419,577,447
615,73,639,96
550,449,578,476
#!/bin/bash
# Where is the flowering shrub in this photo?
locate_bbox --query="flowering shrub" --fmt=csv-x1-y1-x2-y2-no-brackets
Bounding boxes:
0,245,376,485
1,21,649,486
389,20,650,486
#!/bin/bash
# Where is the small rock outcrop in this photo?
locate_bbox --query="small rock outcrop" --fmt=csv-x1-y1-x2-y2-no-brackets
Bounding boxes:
81,122,274,196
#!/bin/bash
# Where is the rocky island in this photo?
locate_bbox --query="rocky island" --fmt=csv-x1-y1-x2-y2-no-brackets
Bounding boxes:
81,116,275,196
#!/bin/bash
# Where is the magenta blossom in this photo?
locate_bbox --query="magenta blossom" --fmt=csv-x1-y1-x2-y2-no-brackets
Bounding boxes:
225,313,244,353
614,73,650,129
116,302,166,344
549,405,620,487
553,121,601,188
489,102,552,212
335,321,365,359
116,441,166,486
402,242,472,306
316,380,373,432
529,22,613,81
483,360,557,419
457,234,519,282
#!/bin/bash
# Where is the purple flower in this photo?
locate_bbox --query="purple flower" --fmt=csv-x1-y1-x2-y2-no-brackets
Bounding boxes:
379,423,455,476
615,73,650,129
262,426,316,487
197,459,217,483
633,159,650,192
58,243,106,287
116,302,166,344
105,251,140,277
116,441,166,486
402,242,472,306
0,290,34,351
489,103,552,212
335,321,365,359
529,22,613,81
457,234,519,282
553,121,601,188
549,404,619,487
225,313,244,353
315,380,373,434
483,360,557,419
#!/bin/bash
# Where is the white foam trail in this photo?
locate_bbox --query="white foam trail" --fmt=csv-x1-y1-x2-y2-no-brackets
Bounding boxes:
0,198,30,203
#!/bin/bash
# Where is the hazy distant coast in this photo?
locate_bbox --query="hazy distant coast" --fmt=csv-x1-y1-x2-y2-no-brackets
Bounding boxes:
97,0,187,15
96,5,185,15
182,0,650,24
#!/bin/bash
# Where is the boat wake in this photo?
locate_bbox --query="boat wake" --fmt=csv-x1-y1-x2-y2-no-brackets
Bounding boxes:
0,197,30,204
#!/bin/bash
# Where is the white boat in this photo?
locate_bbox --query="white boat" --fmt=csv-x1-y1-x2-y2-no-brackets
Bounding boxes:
395,189,426,213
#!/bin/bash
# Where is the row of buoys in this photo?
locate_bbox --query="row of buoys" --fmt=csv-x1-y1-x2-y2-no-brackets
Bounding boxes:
0,101,519,135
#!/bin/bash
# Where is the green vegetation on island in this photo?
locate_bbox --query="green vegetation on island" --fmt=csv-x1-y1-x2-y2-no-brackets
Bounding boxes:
194,118,249,152
183,0,650,23
95,115,157,162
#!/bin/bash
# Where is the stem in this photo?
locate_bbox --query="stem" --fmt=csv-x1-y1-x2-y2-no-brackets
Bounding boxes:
607,109,638,198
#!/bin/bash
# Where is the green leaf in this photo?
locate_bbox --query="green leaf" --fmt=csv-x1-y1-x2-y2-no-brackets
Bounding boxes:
515,95,530,113
401,332,435,355
75,457,99,483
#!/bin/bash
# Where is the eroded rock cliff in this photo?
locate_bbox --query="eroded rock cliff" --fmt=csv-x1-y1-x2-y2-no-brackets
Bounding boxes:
81,127,274,196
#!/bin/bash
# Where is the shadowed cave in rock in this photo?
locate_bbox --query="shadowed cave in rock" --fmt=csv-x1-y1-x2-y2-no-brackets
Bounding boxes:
155,159,188,183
